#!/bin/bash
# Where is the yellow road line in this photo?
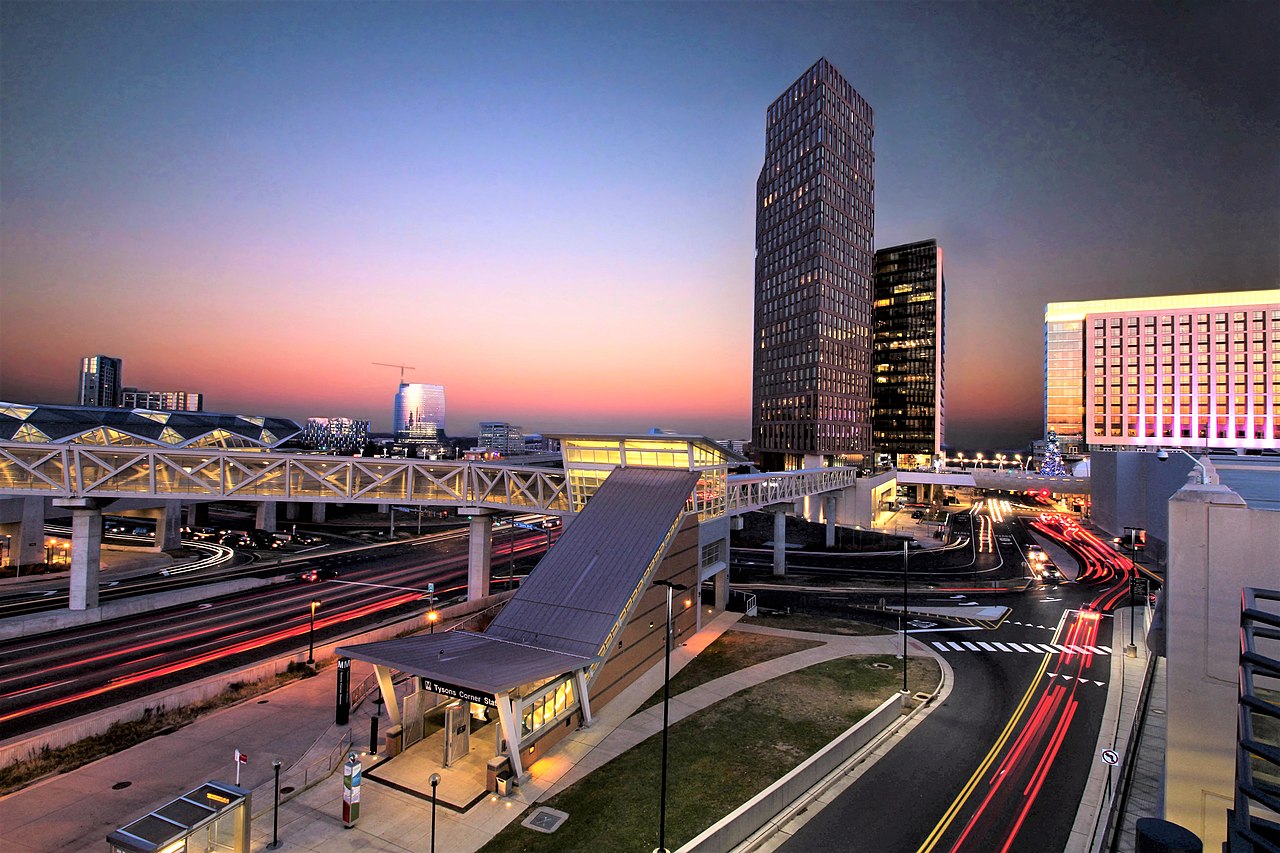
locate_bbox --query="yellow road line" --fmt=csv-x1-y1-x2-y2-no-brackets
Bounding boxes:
915,651,1054,852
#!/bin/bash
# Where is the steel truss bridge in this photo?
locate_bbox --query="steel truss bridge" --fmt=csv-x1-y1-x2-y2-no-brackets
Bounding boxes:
0,443,1087,517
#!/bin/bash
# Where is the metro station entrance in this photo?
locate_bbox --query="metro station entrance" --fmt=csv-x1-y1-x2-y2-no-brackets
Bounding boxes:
365,680,505,811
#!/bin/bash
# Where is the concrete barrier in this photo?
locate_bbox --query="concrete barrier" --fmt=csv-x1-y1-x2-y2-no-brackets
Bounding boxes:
676,693,904,853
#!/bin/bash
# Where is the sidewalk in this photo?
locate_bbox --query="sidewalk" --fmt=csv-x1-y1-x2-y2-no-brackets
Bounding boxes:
0,612,940,853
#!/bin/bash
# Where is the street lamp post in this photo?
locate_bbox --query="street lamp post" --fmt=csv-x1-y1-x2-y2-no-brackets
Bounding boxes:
653,578,688,853
268,759,282,849
901,541,910,708
308,600,320,664
429,773,440,853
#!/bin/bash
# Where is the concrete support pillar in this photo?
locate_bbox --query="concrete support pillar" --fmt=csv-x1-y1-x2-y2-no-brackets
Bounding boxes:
284,502,300,521
1,497,46,567
772,508,787,577
68,506,103,610
153,503,181,551
714,570,729,610
255,501,277,532
468,514,493,599
311,502,326,523
824,495,838,548
188,502,210,526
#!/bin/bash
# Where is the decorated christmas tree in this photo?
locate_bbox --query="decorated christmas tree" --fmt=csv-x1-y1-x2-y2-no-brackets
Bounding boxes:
1041,430,1067,476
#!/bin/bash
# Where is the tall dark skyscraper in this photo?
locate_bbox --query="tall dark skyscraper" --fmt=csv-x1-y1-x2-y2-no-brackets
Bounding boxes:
751,58,875,471
873,240,946,465
78,355,122,407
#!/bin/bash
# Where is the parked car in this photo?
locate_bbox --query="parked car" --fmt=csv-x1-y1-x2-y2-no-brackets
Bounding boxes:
910,510,925,520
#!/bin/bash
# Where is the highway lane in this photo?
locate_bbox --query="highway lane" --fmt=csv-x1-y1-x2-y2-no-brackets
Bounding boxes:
777,509,1138,853
0,528,553,737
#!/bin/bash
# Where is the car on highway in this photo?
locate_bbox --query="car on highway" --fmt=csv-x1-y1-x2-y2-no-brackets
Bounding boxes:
298,567,338,583
220,532,253,548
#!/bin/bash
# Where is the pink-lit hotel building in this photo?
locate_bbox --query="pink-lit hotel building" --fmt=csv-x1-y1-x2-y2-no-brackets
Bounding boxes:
1044,290,1280,452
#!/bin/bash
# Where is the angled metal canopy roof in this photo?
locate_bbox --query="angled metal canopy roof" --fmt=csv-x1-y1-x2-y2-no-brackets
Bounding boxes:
336,466,699,692
487,466,700,658
336,631,596,697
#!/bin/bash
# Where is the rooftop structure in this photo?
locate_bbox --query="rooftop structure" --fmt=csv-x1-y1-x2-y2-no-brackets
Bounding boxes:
0,401,299,449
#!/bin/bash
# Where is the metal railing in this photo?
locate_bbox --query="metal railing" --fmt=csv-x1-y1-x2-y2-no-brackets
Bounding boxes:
1235,587,1280,852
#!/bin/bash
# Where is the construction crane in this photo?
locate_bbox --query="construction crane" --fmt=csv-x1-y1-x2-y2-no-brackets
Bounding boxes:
372,362,417,382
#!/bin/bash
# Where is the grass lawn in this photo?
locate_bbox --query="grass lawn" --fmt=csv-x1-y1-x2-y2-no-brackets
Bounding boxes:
742,612,891,636
634,629,822,713
481,654,940,853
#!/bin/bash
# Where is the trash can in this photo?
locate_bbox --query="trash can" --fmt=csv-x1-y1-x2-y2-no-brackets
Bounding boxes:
496,770,514,797
385,725,403,757
486,756,511,792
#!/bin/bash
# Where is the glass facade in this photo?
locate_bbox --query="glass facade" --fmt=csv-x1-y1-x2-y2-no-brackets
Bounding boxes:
394,383,446,444
558,435,733,515
752,58,875,466
300,417,370,453
1045,320,1084,439
121,388,204,412
1045,292,1280,450
872,239,945,460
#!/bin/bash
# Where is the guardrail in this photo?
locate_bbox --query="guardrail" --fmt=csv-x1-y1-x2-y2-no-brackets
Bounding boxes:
1234,587,1280,851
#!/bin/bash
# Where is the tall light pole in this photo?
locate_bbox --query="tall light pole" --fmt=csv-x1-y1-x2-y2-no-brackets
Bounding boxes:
901,542,910,705
654,578,688,853
429,773,440,853
268,759,282,849
308,600,320,664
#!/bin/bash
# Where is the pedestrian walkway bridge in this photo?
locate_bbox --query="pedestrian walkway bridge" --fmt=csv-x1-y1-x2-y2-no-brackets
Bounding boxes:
0,442,1089,515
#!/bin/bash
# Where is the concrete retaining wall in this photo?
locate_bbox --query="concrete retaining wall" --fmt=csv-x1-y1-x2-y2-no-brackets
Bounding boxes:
0,575,282,641
676,692,904,853
0,592,511,770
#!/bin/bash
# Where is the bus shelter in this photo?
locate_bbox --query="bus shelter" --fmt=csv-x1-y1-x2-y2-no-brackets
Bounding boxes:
106,781,250,853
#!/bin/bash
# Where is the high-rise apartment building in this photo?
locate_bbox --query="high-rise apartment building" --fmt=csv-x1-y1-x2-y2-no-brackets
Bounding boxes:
78,355,122,407
1044,290,1280,451
394,383,446,444
478,421,525,456
300,417,370,453
121,388,204,412
872,240,945,466
752,58,875,471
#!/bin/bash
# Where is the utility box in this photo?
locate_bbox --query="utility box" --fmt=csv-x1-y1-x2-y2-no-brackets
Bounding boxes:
385,724,403,757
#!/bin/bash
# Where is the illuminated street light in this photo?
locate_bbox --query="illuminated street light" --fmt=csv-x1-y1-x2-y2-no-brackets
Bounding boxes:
308,600,321,664
428,609,439,634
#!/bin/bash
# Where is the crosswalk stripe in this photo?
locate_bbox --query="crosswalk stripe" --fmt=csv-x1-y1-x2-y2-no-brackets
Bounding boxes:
927,641,1115,656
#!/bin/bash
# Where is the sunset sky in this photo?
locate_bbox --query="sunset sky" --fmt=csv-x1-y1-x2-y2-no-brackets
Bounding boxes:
2,2,1276,449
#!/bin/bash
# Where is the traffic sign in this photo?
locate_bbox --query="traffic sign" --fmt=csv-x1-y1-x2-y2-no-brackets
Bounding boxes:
1101,748,1119,766
427,582,434,594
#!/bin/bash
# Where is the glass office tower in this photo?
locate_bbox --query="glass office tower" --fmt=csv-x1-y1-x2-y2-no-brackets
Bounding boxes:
751,58,875,470
79,355,122,407
394,383,446,444
872,240,945,467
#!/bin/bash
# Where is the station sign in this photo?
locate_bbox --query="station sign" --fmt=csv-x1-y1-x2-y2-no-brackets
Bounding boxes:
421,677,496,708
